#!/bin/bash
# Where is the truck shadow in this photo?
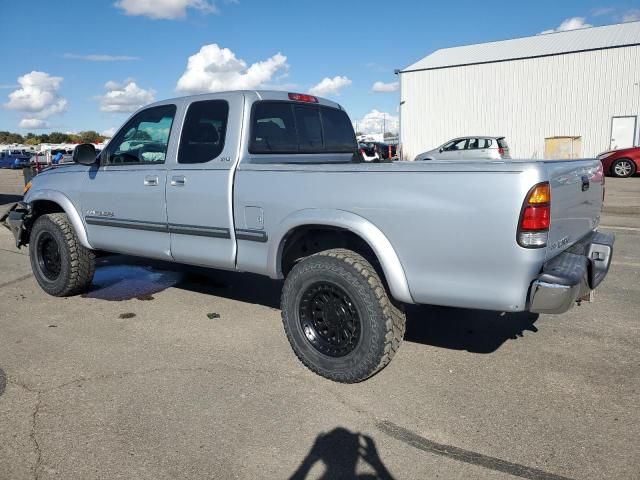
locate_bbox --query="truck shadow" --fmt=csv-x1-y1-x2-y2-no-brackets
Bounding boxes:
404,305,539,354
0,193,23,212
90,255,538,354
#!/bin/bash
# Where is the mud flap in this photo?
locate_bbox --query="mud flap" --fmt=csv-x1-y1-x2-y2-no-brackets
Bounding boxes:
1,202,32,248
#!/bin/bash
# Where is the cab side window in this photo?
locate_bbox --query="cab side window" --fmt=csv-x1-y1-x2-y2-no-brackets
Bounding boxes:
178,100,229,164
104,105,176,165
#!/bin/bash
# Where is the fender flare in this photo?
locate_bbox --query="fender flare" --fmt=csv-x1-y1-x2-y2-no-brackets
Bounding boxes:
268,209,414,304
25,189,92,249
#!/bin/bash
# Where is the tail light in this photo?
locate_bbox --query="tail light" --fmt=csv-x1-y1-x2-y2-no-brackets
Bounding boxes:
517,182,550,248
498,147,505,156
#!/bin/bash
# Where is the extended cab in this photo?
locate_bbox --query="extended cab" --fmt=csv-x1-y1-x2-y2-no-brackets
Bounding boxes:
2,90,614,382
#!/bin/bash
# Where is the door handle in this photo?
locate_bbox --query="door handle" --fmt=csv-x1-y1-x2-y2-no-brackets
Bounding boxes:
171,175,186,186
144,175,159,186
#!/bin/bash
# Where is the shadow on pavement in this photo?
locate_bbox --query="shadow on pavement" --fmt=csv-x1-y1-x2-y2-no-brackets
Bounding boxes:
289,427,394,480
405,305,539,353
91,255,539,353
0,193,23,212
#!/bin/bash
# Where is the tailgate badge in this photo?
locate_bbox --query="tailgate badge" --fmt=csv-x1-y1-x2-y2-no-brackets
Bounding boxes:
581,176,590,191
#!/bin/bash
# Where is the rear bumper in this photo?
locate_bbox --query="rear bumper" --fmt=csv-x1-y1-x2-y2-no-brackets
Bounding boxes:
528,231,614,314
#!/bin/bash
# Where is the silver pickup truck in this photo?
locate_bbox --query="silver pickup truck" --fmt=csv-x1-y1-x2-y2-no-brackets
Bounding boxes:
2,90,614,383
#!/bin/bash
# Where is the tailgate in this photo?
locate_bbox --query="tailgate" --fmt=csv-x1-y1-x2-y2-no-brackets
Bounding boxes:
545,159,604,260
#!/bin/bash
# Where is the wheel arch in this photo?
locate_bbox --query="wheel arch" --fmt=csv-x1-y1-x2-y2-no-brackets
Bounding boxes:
268,209,414,304
25,190,92,249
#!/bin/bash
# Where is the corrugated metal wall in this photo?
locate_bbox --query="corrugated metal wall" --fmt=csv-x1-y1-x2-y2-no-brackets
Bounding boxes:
400,46,640,160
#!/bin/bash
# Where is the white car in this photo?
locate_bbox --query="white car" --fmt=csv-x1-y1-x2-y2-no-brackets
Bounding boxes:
415,137,511,161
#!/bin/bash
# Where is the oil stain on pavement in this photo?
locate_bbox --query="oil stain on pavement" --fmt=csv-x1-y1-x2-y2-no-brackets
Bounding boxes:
82,265,183,301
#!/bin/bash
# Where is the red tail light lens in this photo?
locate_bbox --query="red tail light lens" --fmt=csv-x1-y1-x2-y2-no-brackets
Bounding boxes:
498,147,505,156
288,93,319,103
518,182,551,248
521,206,550,230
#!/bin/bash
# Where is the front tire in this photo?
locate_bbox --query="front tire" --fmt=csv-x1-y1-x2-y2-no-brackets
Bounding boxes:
29,213,95,296
611,158,636,178
281,249,406,383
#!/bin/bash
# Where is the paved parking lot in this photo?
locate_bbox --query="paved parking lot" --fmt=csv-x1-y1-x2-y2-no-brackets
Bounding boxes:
0,169,638,480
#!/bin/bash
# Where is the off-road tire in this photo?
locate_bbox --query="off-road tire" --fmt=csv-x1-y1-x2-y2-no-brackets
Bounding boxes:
611,158,636,178
29,213,95,296
281,248,406,383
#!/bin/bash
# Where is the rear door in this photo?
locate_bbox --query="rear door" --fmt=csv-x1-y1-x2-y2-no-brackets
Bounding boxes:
545,159,604,260
81,104,176,259
166,94,242,268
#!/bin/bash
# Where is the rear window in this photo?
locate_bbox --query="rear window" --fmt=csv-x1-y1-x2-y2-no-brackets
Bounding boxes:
497,138,508,149
250,101,356,155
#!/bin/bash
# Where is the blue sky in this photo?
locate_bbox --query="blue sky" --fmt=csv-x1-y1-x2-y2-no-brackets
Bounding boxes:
1,0,639,135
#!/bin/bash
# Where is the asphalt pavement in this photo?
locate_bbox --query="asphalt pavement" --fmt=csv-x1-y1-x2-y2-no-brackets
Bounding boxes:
0,169,638,479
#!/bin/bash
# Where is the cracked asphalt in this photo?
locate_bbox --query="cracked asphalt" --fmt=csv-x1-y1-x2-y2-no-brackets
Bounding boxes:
0,170,639,479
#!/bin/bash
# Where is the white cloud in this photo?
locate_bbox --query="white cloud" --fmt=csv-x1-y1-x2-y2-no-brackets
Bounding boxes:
99,79,155,112
539,17,593,34
4,71,67,128
19,118,50,129
101,127,117,137
352,109,398,135
371,81,399,93
309,76,352,97
622,9,640,22
63,53,140,61
176,44,288,94
115,0,217,19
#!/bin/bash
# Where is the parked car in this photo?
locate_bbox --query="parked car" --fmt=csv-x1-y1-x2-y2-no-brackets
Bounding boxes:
597,146,640,178
2,91,614,383
358,142,379,162
372,142,397,160
415,136,511,161
0,150,31,169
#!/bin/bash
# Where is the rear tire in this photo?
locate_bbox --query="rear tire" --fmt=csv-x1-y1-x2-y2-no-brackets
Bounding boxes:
611,158,636,178
29,213,95,296
281,248,405,383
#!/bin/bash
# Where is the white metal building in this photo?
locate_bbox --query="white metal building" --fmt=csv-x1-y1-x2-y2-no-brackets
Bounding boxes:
398,22,640,160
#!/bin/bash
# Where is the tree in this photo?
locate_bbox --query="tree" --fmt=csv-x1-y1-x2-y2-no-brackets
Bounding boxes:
0,131,24,144
78,131,104,143
48,132,71,143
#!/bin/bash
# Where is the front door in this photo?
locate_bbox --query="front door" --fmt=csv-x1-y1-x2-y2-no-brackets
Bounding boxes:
441,138,468,160
166,94,242,269
81,104,177,260
610,116,637,150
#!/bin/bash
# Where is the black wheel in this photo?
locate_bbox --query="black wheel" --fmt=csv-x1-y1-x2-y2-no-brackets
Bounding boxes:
29,213,95,296
611,158,636,178
281,248,406,383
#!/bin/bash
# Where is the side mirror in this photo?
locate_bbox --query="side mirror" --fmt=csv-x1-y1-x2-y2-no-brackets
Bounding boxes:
73,144,97,165
439,147,444,153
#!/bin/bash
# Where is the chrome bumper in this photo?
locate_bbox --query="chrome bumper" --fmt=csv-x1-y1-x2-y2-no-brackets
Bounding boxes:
529,231,614,314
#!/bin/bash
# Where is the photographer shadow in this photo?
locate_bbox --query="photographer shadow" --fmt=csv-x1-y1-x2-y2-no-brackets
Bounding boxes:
290,427,394,480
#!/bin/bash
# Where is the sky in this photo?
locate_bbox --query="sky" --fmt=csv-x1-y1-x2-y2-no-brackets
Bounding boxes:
1,0,639,136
